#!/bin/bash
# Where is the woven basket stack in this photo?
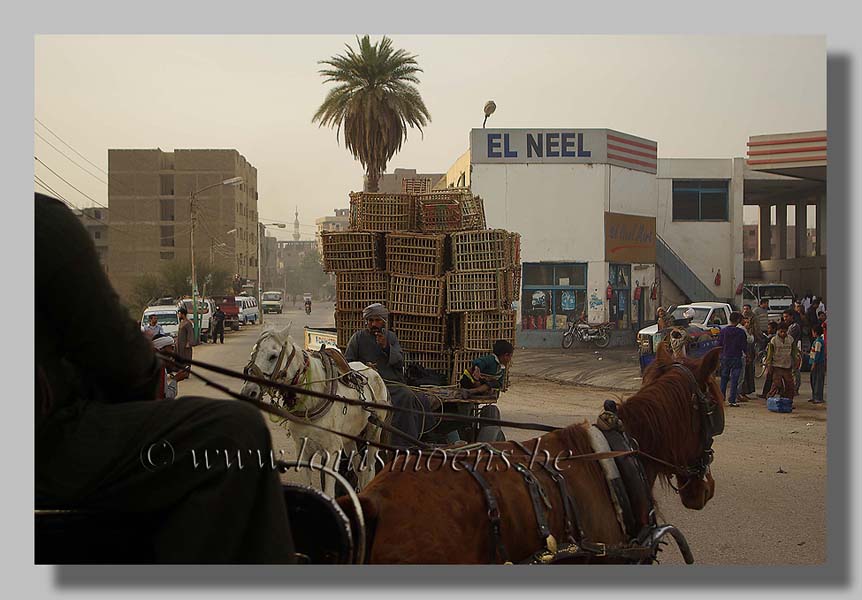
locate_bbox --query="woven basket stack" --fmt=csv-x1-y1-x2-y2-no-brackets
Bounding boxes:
320,187,520,388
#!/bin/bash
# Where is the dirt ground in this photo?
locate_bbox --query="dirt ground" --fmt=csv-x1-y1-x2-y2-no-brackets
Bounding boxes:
497,374,828,566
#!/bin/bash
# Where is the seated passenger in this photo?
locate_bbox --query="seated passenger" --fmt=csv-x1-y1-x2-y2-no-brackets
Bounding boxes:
459,340,514,398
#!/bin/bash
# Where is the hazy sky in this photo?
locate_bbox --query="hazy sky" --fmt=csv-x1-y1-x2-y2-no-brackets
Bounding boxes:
34,35,825,238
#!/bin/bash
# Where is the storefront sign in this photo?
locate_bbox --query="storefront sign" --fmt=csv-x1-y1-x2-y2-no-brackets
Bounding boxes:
604,212,656,263
471,128,657,173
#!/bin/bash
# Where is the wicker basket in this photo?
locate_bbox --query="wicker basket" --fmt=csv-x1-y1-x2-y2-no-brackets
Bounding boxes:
320,231,382,272
385,232,448,277
348,192,415,232
390,314,448,353
403,350,453,380
455,310,517,351
452,350,511,391
335,271,388,312
450,229,511,272
417,195,462,233
401,177,433,194
508,232,521,268
335,310,365,349
462,195,486,230
389,274,445,317
446,270,507,313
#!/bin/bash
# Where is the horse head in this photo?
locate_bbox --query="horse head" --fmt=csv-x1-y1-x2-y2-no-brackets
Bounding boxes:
621,342,724,510
240,322,294,400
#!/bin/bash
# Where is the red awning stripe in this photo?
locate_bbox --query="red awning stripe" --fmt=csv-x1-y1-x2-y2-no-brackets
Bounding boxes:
746,156,827,165
607,134,658,152
747,145,827,157
607,153,657,169
607,143,657,160
747,136,827,147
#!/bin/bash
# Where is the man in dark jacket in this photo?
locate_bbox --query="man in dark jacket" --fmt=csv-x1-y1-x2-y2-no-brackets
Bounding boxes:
35,193,295,563
212,306,226,344
717,311,749,407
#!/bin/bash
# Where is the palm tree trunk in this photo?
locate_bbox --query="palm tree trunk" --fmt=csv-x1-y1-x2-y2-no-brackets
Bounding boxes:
366,170,380,193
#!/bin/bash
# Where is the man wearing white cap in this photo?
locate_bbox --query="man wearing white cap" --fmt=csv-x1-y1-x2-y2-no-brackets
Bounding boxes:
152,335,179,400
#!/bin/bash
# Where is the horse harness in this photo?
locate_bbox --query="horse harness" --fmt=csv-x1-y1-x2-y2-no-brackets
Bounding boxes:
457,362,714,565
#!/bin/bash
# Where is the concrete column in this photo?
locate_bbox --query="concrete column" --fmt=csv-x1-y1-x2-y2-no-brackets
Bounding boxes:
795,198,807,258
759,203,772,260
776,203,787,259
815,196,825,256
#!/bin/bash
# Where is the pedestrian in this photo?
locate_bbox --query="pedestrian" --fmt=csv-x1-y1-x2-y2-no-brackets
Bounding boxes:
817,310,827,346
759,321,779,399
152,334,181,400
142,314,166,339
805,297,821,334
753,298,770,343
212,305,226,344
782,309,802,393
808,324,826,404
765,322,799,402
801,292,813,313
717,311,749,407
656,306,669,330
737,313,756,400
742,303,762,345
35,192,295,563
176,305,194,366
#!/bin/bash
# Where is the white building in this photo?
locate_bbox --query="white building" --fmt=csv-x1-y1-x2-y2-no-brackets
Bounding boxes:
445,128,749,347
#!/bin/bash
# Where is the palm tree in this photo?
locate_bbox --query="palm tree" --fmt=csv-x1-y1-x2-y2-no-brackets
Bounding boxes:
313,35,431,192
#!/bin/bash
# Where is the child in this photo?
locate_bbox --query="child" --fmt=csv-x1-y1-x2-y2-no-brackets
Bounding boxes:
460,339,514,397
808,324,826,404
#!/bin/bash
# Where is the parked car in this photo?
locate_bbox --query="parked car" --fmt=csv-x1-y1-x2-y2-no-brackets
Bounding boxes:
141,305,180,338
637,302,733,372
261,291,284,314
742,282,795,321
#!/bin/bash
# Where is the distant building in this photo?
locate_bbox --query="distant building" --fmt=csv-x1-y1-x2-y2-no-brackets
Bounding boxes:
743,223,817,262
75,206,109,270
107,148,259,302
367,168,445,194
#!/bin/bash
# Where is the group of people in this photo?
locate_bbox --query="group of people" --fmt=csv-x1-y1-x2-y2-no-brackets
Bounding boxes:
717,297,827,407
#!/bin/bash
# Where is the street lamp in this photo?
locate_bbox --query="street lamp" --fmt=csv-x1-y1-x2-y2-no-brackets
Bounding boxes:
189,176,244,342
483,100,496,128
258,221,287,325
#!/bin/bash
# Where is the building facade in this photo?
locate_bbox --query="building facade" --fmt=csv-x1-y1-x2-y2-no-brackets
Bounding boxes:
367,168,445,194
107,149,259,302
75,206,109,270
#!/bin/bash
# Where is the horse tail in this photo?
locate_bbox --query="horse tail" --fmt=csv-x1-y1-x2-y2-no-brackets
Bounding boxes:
336,494,379,563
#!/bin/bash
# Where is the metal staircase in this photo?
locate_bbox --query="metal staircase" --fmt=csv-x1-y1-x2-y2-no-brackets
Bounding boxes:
656,235,719,302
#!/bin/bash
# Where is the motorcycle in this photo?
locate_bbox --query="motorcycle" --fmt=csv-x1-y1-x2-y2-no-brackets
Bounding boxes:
561,315,612,349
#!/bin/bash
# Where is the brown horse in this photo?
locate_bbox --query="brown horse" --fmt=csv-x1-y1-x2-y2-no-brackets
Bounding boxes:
338,344,724,564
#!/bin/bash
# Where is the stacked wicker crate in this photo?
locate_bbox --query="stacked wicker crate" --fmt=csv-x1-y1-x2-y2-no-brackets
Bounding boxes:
322,187,520,387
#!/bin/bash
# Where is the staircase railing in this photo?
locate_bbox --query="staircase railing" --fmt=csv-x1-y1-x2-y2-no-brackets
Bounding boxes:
656,235,719,302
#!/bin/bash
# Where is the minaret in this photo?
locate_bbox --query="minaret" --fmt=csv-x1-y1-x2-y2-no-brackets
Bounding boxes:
293,206,300,241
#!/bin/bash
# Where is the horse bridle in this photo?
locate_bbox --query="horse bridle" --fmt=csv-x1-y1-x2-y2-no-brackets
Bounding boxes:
243,333,307,404
668,362,724,481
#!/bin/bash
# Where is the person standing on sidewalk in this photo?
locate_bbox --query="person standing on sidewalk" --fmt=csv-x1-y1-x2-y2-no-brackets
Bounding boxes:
765,322,799,402
782,309,803,393
737,312,756,400
176,306,194,366
808,324,826,404
717,311,748,407
753,298,770,347
211,305,226,344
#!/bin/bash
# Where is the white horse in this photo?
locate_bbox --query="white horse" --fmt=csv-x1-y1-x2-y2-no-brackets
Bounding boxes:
240,324,391,497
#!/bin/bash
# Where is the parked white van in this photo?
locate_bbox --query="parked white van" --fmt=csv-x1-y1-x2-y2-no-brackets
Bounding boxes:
236,295,260,325
141,305,180,338
742,283,795,321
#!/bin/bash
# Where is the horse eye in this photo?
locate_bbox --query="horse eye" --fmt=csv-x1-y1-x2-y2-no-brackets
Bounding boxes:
269,353,278,362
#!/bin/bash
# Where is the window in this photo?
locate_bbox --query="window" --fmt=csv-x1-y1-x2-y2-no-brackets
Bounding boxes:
160,199,175,221
160,225,174,247
93,209,102,220
160,251,175,260
707,310,728,326
94,230,101,240
609,264,632,329
672,180,729,221
160,174,175,196
521,263,588,331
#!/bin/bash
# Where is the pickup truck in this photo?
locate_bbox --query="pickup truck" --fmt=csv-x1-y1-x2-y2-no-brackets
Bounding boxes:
637,302,733,372
212,295,241,331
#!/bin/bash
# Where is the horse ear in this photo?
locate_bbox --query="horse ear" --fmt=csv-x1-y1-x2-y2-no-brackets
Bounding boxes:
655,340,672,365
278,321,293,341
698,347,722,380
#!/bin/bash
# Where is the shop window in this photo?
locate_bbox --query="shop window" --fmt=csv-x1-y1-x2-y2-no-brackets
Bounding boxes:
521,262,588,331
672,180,729,221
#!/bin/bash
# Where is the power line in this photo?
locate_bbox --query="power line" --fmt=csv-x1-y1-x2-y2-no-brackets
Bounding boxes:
35,131,108,185
34,156,108,210
35,117,108,176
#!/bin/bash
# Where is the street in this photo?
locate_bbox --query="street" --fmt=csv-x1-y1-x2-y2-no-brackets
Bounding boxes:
179,304,827,566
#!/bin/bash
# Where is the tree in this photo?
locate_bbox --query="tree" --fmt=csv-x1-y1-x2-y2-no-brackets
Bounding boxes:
312,35,431,192
131,273,163,308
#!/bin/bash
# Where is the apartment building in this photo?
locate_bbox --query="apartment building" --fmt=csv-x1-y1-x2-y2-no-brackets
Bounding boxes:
107,148,259,302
